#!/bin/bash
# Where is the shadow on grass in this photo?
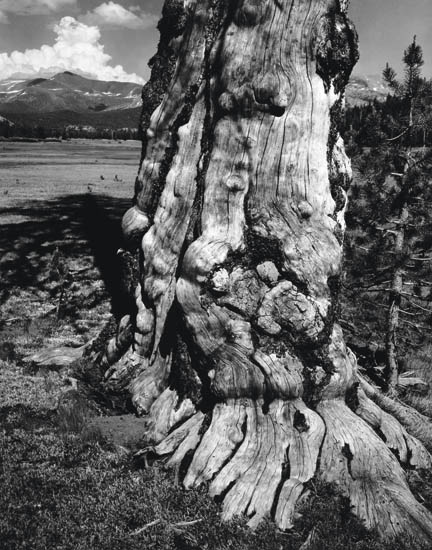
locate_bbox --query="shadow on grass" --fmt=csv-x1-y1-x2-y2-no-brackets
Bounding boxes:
0,193,132,317
0,404,57,433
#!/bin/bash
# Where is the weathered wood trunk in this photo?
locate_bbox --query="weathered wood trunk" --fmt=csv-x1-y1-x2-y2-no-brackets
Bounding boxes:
386,201,408,391
100,0,432,542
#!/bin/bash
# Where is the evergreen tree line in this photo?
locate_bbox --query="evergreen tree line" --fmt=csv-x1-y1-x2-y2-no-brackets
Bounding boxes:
0,122,139,141
342,37,432,393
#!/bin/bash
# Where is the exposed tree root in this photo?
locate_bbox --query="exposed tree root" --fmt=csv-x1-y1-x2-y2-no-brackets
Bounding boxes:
360,375,432,450
145,391,432,542
144,388,196,444
318,399,432,542
152,398,324,529
29,344,87,367
355,387,431,467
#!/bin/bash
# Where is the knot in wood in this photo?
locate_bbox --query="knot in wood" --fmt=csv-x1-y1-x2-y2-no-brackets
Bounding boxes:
227,427,241,442
282,244,298,262
122,205,150,246
253,72,289,113
234,0,262,27
256,281,325,340
310,366,326,385
256,261,279,284
225,174,247,192
210,268,230,294
297,200,314,219
151,255,169,276
218,92,236,114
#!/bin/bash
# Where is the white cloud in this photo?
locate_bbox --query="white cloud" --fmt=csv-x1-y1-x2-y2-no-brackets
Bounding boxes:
0,16,144,83
0,0,77,20
80,2,158,30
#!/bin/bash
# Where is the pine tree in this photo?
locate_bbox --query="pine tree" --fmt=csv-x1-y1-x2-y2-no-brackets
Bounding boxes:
344,37,432,391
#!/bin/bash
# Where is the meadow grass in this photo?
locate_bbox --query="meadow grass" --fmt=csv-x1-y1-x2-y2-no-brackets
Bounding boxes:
0,392,409,550
0,139,138,224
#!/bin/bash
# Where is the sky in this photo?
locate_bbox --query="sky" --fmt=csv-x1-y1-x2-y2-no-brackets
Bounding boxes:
0,0,430,84
349,0,432,78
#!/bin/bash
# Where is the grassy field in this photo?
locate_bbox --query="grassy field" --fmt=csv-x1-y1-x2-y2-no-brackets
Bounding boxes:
0,139,139,224
0,141,430,550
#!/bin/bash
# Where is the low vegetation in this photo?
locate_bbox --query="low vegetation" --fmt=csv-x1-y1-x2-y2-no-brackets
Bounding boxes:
2,355,426,550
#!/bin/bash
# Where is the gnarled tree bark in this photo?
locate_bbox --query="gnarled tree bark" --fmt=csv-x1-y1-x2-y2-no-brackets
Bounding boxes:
97,0,432,543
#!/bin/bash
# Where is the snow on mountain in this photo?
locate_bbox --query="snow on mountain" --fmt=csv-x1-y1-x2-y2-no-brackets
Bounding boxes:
0,72,142,114
345,74,390,106
0,114,14,126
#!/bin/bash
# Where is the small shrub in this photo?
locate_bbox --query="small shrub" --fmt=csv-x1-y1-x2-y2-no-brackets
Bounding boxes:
0,341,16,361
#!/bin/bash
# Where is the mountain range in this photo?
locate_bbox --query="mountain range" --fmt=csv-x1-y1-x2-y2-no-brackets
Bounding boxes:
0,72,142,113
0,71,389,132
345,74,390,106
0,72,142,131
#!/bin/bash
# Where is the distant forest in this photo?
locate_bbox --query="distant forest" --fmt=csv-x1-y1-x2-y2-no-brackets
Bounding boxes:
0,107,141,140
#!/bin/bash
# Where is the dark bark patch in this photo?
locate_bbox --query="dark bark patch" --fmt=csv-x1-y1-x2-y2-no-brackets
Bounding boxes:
345,381,360,411
137,1,190,175
84,317,118,358
327,273,341,326
163,311,203,406
341,442,354,478
148,83,201,219
245,230,285,270
186,0,233,241
198,412,212,436
315,12,359,95
117,249,140,304
234,0,264,28
327,99,350,240
158,0,189,37
178,449,196,482
169,335,202,407
294,410,310,433
255,332,296,359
